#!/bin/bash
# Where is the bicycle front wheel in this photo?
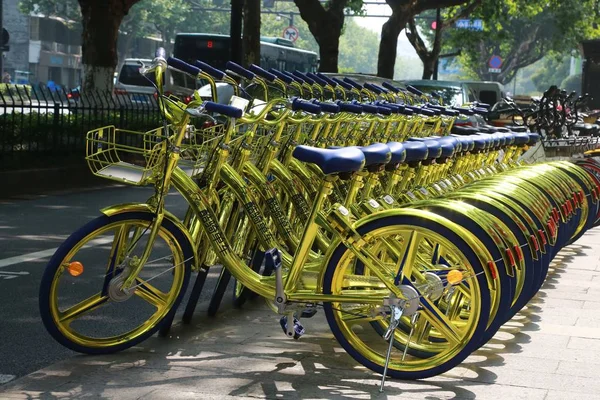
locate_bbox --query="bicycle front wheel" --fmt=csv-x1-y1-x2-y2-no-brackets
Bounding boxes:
39,211,192,354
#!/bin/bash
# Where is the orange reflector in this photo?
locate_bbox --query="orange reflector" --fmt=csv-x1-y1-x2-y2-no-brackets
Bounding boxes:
538,229,547,247
568,200,573,214
530,234,540,252
553,208,559,223
562,204,567,216
67,261,84,277
548,220,556,238
447,269,464,285
514,245,524,262
579,191,584,203
487,261,498,280
505,248,516,267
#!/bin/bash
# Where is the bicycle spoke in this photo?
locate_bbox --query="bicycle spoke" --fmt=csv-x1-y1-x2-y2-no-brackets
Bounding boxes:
58,293,109,325
134,279,168,309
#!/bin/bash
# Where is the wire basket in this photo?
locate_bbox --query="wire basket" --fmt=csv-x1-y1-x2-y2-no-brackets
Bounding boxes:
86,122,227,185
86,126,166,186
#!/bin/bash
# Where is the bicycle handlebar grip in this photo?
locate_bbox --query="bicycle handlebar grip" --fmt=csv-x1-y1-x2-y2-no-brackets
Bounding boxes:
248,64,277,82
284,70,305,83
364,83,382,95
419,108,436,116
382,81,400,93
423,107,441,116
377,106,392,115
312,100,340,113
474,101,491,109
294,71,315,85
167,57,200,76
155,47,167,59
332,77,352,90
453,106,474,115
193,60,225,80
406,85,424,96
226,61,255,80
473,107,489,114
399,107,414,116
316,73,338,88
336,101,363,114
361,103,380,114
427,104,445,111
204,101,243,118
268,68,294,84
306,72,328,87
292,98,321,114
443,109,459,117
343,77,363,90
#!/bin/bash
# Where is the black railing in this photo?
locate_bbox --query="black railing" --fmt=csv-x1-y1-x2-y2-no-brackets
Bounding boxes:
0,84,162,171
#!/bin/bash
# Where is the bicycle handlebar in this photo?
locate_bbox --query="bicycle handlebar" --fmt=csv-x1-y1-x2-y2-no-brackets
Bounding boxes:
194,60,225,80
226,61,255,80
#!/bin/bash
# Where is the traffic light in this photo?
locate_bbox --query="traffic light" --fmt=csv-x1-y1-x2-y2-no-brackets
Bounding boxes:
264,0,275,8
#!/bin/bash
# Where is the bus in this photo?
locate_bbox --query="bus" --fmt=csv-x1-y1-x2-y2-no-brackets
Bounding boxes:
166,33,319,100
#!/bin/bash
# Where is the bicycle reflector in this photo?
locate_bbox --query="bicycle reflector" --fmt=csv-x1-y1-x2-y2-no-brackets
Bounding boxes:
67,261,84,277
447,269,464,285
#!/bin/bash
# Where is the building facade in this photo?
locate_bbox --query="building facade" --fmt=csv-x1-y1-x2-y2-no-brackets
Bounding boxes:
2,0,161,88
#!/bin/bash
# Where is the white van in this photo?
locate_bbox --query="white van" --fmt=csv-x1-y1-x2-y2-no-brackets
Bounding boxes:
462,81,505,106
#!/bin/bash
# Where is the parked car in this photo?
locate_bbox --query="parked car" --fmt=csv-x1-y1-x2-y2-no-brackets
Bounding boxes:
399,80,478,106
113,58,157,105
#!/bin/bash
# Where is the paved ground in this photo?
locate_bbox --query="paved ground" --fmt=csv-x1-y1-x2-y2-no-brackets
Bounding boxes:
0,185,234,382
2,220,600,399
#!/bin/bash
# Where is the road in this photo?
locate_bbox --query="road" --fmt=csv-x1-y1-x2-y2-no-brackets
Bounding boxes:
0,185,234,384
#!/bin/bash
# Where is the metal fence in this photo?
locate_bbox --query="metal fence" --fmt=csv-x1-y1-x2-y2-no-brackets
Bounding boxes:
0,84,162,170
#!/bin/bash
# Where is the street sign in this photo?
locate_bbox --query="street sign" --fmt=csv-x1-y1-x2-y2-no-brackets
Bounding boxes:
488,55,503,69
282,25,299,42
488,68,501,74
455,19,483,31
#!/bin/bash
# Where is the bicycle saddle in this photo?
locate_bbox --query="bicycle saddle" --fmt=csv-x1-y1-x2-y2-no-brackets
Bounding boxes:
292,145,365,175
402,141,429,162
357,143,392,167
408,137,442,159
437,136,459,158
386,141,407,164
470,135,488,151
513,132,530,145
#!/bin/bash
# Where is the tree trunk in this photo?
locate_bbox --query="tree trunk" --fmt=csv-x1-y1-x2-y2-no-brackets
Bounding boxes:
242,0,261,67
377,12,409,79
317,31,341,72
78,0,141,93
294,0,345,73
422,59,434,79
230,0,244,65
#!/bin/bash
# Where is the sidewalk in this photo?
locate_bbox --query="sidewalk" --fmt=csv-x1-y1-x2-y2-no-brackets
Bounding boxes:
3,229,600,399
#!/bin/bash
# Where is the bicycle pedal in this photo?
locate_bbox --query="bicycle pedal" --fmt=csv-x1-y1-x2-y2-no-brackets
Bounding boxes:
279,315,305,340
300,306,318,319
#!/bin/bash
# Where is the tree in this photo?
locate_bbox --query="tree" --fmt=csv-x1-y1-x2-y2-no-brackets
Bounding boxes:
21,0,142,92
444,0,600,84
242,0,261,67
405,1,481,79
293,0,364,72
377,0,472,79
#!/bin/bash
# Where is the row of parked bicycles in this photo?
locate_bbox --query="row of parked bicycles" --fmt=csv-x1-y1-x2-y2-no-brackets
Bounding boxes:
37,48,600,389
493,85,600,139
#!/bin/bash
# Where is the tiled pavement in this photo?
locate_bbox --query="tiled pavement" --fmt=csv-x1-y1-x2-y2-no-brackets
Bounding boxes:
2,228,600,399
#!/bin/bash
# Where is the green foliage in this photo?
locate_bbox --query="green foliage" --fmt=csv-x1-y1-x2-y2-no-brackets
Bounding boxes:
530,55,570,92
19,0,80,22
441,0,600,83
338,20,380,74
561,74,582,94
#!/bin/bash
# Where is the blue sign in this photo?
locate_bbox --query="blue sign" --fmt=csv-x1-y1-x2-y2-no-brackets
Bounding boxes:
489,55,503,69
455,19,484,31
49,56,64,65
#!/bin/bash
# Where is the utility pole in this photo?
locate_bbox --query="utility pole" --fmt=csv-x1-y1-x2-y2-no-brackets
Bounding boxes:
432,8,441,80
230,0,243,64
